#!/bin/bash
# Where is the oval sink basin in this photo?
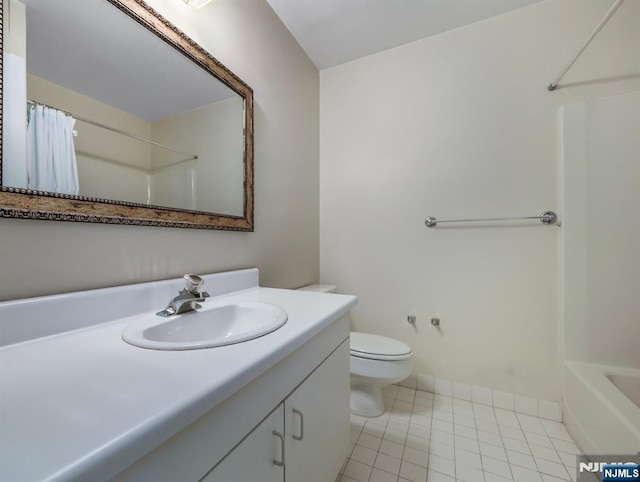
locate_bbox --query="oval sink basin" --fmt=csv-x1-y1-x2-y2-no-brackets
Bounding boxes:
122,301,288,350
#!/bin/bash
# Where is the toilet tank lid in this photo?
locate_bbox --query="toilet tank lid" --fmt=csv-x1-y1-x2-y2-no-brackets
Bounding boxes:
350,332,413,358
296,284,337,293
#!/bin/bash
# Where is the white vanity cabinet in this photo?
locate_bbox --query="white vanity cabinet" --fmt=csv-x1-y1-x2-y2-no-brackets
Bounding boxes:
201,404,285,482
201,340,350,482
284,339,350,482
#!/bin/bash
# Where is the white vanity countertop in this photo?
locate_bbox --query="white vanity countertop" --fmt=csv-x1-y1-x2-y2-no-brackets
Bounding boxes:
0,286,356,482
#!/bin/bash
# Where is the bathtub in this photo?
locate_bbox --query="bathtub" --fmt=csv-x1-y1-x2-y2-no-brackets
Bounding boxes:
564,361,640,454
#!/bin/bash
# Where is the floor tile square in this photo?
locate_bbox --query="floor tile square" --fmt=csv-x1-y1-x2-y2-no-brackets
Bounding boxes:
358,432,383,451
484,471,514,481
351,445,377,466
343,459,373,482
557,451,577,467
431,418,454,435
397,387,417,402
510,464,543,482
474,409,498,425
405,433,430,451
403,446,429,468
411,414,432,428
430,428,455,446
363,423,387,438
455,434,480,453
369,468,399,482
455,424,479,440
536,459,571,480
384,428,408,445
408,422,430,438
482,455,513,478
541,475,575,482
480,442,508,461
502,437,531,455
550,439,580,455
524,431,553,449
433,409,454,423
388,419,411,433
395,400,415,413
455,448,482,469
544,426,573,442
495,409,521,429
456,463,485,481
529,444,562,464
429,440,455,460
427,453,455,476
400,460,428,482
454,413,476,429
380,439,405,459
339,475,360,482
501,426,526,442
427,469,455,481
375,452,402,475
478,430,505,448
507,450,537,470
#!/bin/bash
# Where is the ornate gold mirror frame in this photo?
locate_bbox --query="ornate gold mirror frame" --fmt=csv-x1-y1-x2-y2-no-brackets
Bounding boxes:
0,0,254,231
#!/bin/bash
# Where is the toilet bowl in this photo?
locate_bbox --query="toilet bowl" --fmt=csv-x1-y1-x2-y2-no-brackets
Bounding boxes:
350,332,413,416
297,284,414,417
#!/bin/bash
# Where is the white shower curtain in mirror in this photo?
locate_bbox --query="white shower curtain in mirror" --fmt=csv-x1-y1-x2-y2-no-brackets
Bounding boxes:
27,104,79,195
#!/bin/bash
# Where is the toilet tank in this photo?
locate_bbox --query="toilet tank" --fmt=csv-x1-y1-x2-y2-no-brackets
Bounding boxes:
297,284,337,294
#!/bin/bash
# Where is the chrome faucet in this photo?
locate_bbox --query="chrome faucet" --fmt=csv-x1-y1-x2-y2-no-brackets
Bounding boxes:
156,274,210,317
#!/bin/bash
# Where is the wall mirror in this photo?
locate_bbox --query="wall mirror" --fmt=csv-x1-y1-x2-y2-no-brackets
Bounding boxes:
0,0,254,230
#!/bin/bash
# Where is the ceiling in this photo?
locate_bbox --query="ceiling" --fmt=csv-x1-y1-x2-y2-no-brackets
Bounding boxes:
266,0,545,69
23,0,236,122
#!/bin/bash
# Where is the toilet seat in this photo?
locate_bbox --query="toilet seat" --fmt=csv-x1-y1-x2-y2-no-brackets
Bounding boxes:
350,332,413,361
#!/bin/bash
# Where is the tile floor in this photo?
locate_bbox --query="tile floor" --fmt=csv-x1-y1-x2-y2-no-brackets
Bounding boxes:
338,385,583,482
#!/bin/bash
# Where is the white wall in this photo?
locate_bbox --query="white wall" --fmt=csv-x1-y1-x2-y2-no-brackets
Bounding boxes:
0,0,319,300
150,97,245,215
563,92,640,369
320,0,640,400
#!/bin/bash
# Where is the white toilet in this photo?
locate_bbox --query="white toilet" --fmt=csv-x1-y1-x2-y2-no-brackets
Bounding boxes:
297,284,414,417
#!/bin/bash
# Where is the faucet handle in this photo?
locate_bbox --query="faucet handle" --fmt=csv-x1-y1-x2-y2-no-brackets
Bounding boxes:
183,274,204,294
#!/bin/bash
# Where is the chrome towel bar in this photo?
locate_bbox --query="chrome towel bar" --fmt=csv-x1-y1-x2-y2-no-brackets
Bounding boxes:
425,211,559,228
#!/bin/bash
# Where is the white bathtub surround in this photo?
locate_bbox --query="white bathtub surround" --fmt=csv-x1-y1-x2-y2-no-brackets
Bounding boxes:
0,269,357,481
564,361,640,455
562,92,640,370
400,374,563,423
561,92,640,457
339,385,581,482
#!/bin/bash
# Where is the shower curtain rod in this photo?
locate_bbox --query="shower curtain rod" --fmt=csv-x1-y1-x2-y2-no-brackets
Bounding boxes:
27,100,198,161
548,0,625,91
424,211,559,228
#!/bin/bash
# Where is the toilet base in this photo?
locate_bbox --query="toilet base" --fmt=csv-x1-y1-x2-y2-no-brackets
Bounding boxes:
350,382,385,417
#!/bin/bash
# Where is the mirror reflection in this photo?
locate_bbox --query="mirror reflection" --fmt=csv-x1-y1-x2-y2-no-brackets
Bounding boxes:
2,0,246,216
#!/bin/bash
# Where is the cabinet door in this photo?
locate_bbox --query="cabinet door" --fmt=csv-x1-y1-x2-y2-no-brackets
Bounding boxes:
285,340,350,482
201,404,285,482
